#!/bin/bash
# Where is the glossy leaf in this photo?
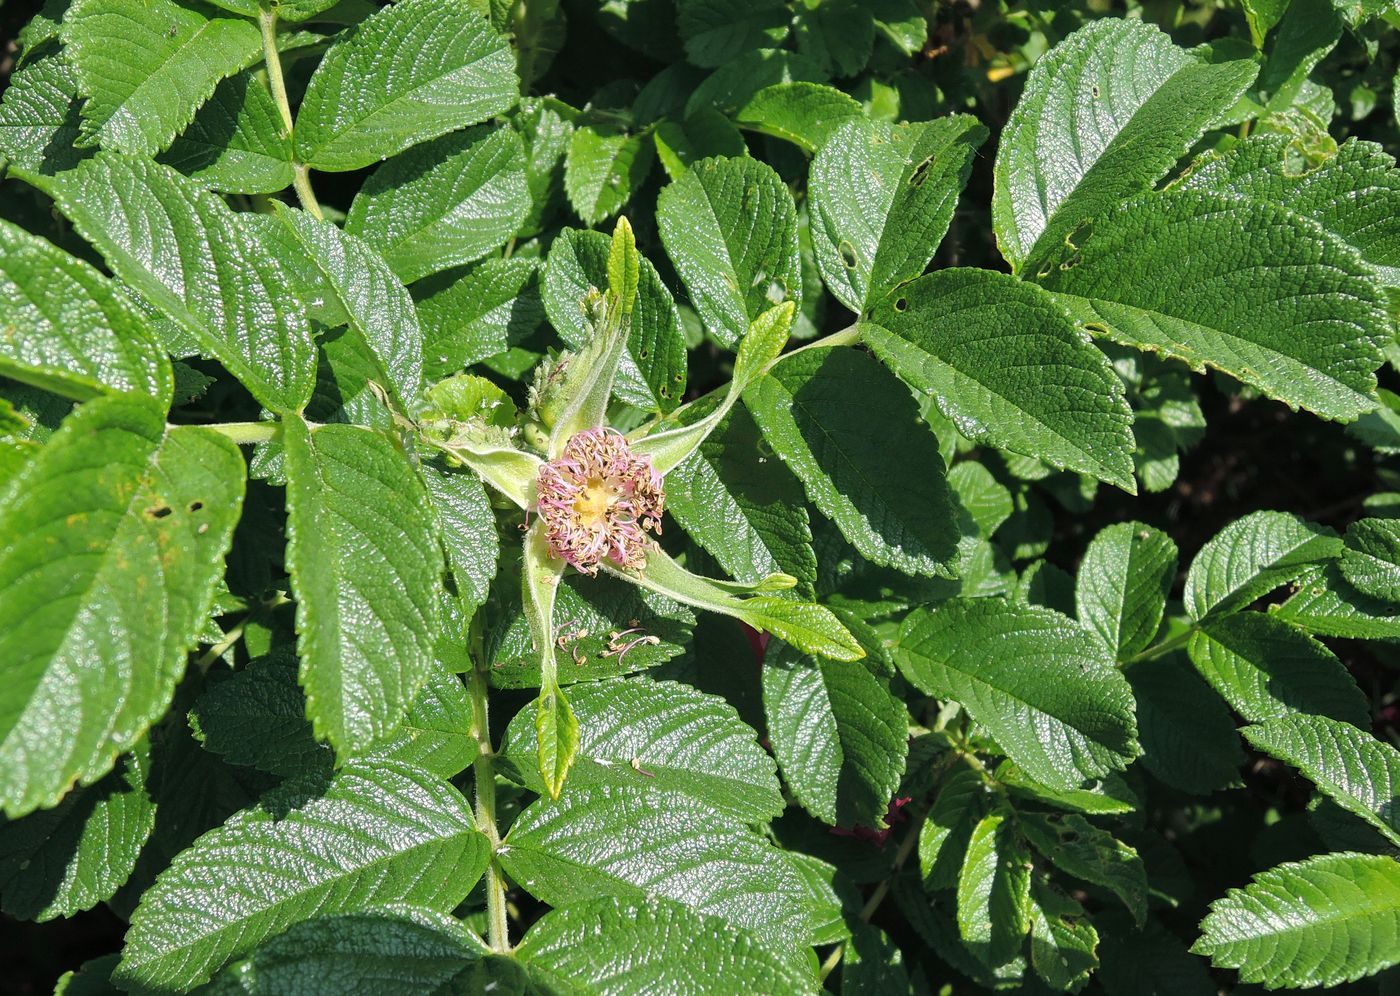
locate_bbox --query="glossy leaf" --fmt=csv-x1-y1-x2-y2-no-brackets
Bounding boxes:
746,347,959,577
63,0,260,156
0,397,243,817
894,598,1139,790
0,217,171,404
1243,714,1400,846
500,676,782,823
1075,521,1177,659
656,155,801,347
993,17,1256,273
295,0,518,172
283,418,443,757
958,812,1031,967
1040,191,1387,422
564,126,655,225
113,760,488,992
809,116,985,313
1019,812,1147,925
864,269,1136,490
1194,852,1400,988
30,153,315,413
1183,511,1342,620
158,71,293,195
345,126,530,285
1341,517,1400,603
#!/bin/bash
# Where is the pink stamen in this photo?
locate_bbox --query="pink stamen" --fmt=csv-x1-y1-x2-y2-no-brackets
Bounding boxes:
535,427,664,575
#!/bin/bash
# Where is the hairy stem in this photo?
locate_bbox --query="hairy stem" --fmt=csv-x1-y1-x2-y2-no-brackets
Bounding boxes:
259,8,324,220
469,650,511,952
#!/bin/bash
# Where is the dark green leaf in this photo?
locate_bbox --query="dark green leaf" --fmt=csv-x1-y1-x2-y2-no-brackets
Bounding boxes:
1076,521,1177,659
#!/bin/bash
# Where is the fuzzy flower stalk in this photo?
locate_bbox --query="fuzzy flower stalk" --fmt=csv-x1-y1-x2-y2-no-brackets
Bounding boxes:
422,217,863,799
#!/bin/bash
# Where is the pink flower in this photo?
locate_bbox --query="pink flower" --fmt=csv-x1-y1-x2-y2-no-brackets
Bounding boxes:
536,427,664,574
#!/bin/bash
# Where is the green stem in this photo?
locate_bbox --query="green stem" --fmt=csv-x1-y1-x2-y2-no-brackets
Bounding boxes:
1122,626,1195,666
201,420,281,445
259,7,324,220
468,646,511,953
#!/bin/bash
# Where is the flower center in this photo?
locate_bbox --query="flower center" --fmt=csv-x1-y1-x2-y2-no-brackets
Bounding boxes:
535,428,664,575
573,477,615,527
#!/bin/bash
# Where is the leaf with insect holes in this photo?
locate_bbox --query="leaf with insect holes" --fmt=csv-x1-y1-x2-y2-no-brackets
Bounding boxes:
0,396,244,818
864,269,1136,491
992,17,1257,274
809,116,985,314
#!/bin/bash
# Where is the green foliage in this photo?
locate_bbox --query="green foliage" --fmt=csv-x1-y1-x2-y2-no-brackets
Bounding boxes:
3,0,1399,991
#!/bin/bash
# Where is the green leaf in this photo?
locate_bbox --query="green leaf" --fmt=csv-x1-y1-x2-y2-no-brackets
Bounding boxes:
489,571,695,686
0,742,154,921
535,676,579,801
864,269,1136,490
211,908,485,995
519,896,818,994
1243,714,1400,847
919,767,987,891
499,784,829,942
1040,190,1387,422
1027,880,1099,992
500,676,783,823
793,0,874,77
0,396,244,817
958,811,1031,967
189,651,332,780
1075,521,1177,659
1342,518,1400,603
63,0,260,156
284,418,443,757
1179,137,1400,294
656,155,801,347
1187,611,1369,727
732,82,863,155
269,205,423,406
31,153,315,413
294,0,518,172
564,125,656,225
158,71,294,195
664,404,818,595
417,257,543,377
1127,654,1245,795
809,117,985,314
113,760,488,992
893,598,1139,791
191,653,477,781
997,762,1139,816
1183,510,1342,620
344,126,529,284
762,640,907,827
543,227,686,412
676,0,789,67
1193,852,1400,988
992,18,1256,273
1019,812,1148,926
1274,563,1400,639
0,53,91,175
0,218,172,404
654,109,746,180
746,347,959,577
421,463,499,615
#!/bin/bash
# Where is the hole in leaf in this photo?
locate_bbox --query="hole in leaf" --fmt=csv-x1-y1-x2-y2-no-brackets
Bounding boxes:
893,298,908,312
146,505,172,519
838,242,858,269
908,155,935,187
1091,84,1100,98
189,501,204,512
